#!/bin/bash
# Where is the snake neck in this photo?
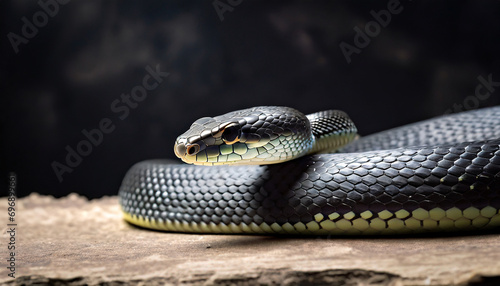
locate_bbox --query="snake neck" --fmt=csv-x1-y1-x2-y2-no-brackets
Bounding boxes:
308,133,359,154
306,110,359,155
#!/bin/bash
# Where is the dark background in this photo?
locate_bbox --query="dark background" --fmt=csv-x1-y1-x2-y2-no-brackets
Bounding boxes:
2,0,500,199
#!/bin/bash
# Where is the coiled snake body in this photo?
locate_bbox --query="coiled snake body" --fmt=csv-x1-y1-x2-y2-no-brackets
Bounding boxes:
119,106,500,235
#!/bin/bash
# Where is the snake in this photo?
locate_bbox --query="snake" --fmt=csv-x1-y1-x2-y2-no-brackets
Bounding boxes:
118,106,500,235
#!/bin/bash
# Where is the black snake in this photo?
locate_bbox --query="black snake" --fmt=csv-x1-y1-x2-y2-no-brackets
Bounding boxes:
119,106,500,235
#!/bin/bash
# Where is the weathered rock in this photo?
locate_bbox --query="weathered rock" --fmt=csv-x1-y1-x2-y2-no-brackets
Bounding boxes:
1,194,500,285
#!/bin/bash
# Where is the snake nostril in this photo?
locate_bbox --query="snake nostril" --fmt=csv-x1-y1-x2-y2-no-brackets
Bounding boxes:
186,144,200,156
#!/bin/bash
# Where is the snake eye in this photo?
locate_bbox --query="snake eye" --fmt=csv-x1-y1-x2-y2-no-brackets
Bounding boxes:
221,125,240,145
186,144,200,156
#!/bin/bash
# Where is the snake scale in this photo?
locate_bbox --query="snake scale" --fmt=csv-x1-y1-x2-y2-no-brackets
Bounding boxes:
119,106,500,235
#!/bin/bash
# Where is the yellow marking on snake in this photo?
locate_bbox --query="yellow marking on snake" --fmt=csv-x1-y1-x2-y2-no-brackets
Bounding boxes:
122,207,500,235
463,207,480,219
352,218,369,231
314,213,324,222
360,210,373,219
220,144,232,155
320,220,335,230
377,210,393,220
343,211,355,220
233,143,248,155
481,206,497,218
395,209,410,219
446,207,462,220
429,208,445,220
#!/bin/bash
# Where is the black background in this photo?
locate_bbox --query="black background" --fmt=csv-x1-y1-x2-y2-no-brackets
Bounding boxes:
2,0,500,199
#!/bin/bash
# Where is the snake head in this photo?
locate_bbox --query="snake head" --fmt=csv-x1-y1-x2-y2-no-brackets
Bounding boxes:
174,106,313,166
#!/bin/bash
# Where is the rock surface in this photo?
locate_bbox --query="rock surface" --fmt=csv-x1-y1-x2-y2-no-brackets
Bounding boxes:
1,194,500,285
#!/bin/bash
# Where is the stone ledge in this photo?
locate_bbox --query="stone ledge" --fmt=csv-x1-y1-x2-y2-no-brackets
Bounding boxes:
1,194,499,285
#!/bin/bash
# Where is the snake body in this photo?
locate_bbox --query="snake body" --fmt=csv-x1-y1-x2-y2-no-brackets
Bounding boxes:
119,106,500,235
